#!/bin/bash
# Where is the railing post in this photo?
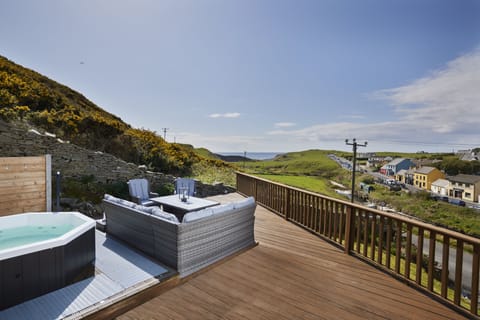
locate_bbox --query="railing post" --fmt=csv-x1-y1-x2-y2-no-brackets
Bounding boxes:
344,205,353,254
236,172,240,193
285,188,290,221
471,243,480,315
454,240,464,305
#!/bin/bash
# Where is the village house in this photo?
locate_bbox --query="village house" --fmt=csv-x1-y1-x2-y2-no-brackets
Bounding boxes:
448,174,480,203
431,178,450,197
395,168,415,185
380,158,414,176
414,166,445,190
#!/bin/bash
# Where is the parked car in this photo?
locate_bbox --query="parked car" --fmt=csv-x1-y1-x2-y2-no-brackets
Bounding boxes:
448,198,466,207
431,195,449,202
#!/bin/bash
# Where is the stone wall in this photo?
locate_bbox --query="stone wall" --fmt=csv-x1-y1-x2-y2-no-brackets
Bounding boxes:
0,120,235,202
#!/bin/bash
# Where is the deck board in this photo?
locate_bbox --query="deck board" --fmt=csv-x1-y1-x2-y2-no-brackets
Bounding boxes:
118,193,467,320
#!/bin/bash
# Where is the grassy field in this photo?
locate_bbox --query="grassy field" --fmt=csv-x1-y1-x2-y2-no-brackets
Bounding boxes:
243,149,343,177
255,174,340,198
232,149,480,237
369,186,480,237
191,162,236,187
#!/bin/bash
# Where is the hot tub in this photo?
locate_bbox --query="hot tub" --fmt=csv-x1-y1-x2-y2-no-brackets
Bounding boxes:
0,212,96,310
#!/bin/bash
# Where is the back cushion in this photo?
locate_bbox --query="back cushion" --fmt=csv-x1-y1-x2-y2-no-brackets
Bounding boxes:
211,203,235,216
233,197,255,210
182,208,214,223
104,194,136,208
151,207,180,224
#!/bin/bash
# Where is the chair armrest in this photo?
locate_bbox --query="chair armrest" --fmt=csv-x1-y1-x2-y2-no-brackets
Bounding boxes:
149,192,159,197
130,195,142,204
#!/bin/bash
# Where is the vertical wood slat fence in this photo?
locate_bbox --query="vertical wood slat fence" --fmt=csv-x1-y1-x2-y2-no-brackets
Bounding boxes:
0,155,51,216
237,172,480,318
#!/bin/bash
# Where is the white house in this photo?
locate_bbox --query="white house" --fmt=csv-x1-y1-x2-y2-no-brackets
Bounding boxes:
431,179,450,196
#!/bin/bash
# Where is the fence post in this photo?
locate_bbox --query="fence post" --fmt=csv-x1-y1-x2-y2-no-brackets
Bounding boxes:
55,171,61,211
344,205,353,254
45,154,52,211
285,188,290,221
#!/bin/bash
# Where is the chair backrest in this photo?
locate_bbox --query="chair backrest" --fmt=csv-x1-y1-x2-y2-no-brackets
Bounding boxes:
128,178,150,201
175,178,195,196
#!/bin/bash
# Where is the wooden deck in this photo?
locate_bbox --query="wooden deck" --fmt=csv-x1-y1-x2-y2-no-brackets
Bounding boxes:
118,193,466,320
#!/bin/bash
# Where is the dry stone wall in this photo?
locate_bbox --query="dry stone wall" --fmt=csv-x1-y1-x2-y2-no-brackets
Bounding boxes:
0,120,235,200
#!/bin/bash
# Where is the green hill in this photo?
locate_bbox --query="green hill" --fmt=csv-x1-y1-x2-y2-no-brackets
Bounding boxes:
244,149,341,177
0,55,229,175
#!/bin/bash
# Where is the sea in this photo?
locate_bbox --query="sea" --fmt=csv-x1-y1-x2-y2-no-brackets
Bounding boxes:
218,152,283,160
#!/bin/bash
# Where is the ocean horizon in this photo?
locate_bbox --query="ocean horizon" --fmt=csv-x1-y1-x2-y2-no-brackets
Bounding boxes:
218,152,283,160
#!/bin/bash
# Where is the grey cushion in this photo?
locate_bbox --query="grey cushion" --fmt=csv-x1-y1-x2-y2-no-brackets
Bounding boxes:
182,208,214,223
233,197,255,210
151,207,180,224
211,203,235,216
104,194,136,208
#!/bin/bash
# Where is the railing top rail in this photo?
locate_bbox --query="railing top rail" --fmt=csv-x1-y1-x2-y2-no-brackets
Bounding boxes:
236,171,480,245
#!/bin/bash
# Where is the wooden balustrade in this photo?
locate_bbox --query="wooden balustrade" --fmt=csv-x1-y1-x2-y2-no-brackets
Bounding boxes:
236,172,480,317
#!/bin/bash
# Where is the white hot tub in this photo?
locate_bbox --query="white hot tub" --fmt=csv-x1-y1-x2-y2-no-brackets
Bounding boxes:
0,212,96,310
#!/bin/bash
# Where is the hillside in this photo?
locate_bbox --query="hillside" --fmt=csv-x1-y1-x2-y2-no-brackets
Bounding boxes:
244,149,342,177
0,55,229,175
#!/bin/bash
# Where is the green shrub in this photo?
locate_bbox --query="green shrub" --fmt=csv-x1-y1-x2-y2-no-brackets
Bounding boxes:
154,183,175,196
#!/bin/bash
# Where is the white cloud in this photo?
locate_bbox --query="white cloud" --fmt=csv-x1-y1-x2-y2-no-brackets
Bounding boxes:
274,122,296,128
375,49,480,134
208,112,241,118
268,49,480,151
339,114,365,120
173,131,266,152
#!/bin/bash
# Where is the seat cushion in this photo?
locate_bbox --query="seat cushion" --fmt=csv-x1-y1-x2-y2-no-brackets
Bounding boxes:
140,200,156,207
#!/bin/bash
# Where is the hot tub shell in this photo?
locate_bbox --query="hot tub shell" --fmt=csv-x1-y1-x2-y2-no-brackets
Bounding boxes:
0,212,95,310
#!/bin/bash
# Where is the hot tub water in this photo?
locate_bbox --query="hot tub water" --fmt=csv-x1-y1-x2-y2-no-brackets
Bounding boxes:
0,224,77,250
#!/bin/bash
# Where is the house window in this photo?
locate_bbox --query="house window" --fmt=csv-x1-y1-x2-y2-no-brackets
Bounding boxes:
465,192,471,198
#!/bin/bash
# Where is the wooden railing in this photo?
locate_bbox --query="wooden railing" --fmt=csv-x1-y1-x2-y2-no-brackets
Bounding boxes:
237,172,480,317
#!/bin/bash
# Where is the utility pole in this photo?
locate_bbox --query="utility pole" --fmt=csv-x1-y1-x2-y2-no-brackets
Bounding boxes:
345,138,368,203
161,128,169,141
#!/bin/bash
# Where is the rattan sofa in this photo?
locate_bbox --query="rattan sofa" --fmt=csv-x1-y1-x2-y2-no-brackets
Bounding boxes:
102,195,256,277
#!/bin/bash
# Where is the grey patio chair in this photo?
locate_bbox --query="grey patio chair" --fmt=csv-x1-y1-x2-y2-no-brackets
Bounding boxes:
127,178,158,206
175,178,196,197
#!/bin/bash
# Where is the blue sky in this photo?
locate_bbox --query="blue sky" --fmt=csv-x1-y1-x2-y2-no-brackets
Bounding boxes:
1,0,479,153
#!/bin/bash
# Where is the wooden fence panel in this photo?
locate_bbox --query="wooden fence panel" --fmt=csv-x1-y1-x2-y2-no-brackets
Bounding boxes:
0,155,51,216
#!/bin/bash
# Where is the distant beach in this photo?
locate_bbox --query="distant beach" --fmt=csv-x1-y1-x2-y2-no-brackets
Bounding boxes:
218,152,282,160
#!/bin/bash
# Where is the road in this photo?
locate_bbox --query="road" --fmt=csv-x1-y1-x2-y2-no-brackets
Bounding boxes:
330,153,479,297
411,233,476,298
